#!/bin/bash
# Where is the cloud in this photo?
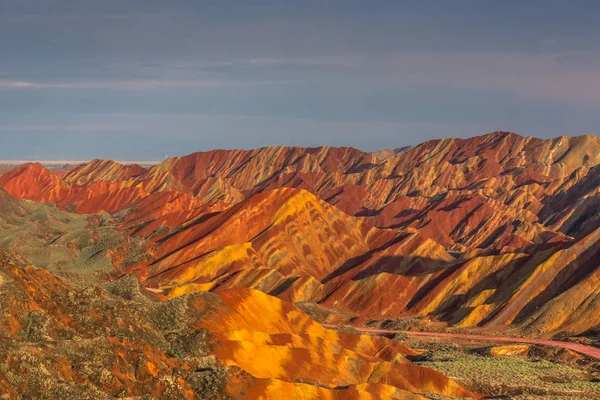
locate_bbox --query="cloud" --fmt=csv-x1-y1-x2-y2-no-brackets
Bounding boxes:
0,77,292,91
1,81,37,88
19,112,494,147
97,52,600,102
0,12,167,24
382,52,600,102
245,58,284,66
554,53,600,68
3,52,600,101
0,79,221,90
0,124,120,132
240,56,357,68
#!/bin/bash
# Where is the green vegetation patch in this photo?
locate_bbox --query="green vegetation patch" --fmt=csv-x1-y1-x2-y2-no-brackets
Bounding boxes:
0,201,146,283
411,340,600,399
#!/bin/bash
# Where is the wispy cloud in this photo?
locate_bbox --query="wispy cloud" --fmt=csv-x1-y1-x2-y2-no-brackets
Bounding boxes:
0,124,121,132
0,78,287,91
3,52,600,101
382,52,600,102
0,12,169,24
0,79,220,90
245,58,284,66
240,55,358,68
0,111,498,152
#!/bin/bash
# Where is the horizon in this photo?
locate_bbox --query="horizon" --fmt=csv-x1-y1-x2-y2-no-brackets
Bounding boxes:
2,1,600,159
1,130,599,165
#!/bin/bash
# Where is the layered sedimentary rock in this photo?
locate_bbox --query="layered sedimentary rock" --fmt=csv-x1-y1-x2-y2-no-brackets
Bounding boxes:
137,188,452,302
4,132,599,252
0,249,478,399
63,159,146,186
1,132,600,339
0,163,73,203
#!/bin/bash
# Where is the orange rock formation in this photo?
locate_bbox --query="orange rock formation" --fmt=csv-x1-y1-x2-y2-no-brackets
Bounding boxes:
1,131,599,339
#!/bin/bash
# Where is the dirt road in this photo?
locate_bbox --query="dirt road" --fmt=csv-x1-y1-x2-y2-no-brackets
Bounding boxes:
322,324,600,360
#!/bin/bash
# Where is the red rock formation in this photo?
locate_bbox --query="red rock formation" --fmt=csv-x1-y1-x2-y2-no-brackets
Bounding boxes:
137,189,452,304
63,159,146,185
2,132,600,338
57,182,149,214
0,163,73,203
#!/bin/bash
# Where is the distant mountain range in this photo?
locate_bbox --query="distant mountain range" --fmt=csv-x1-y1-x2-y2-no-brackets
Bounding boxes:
1,131,599,398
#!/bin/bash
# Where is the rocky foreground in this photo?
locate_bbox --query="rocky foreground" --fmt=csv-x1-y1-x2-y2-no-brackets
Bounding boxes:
0,250,477,399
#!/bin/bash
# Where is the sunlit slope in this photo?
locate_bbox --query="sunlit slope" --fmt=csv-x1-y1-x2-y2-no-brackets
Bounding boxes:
1,132,600,337
401,227,600,336
144,188,373,283
185,288,480,398
140,188,453,306
0,250,478,399
139,186,600,336
62,159,146,185
0,163,73,202
2,133,600,251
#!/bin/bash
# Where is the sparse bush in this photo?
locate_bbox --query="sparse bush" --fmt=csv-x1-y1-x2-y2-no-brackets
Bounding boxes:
381,317,421,331
415,348,600,398
63,204,77,213
151,295,190,332
20,310,49,341
186,364,229,400
103,275,144,301
166,328,214,359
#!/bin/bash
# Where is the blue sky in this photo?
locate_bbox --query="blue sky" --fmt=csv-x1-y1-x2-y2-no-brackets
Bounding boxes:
1,0,600,159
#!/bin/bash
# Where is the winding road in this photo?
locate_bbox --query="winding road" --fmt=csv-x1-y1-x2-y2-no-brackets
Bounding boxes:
322,324,600,360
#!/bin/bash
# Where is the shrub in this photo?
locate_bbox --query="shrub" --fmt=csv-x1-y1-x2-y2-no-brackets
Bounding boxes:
166,328,214,359
20,310,49,341
187,365,229,400
392,332,408,342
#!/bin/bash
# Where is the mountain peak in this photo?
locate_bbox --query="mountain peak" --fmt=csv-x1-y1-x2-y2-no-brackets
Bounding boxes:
64,158,146,185
0,162,69,202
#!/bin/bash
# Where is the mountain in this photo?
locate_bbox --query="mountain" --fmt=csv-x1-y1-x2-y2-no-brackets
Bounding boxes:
122,186,598,337
2,133,598,239
0,249,477,399
0,187,141,282
6,132,599,253
0,163,73,203
1,131,600,339
136,188,452,305
2,131,600,397
0,187,24,224
62,159,146,186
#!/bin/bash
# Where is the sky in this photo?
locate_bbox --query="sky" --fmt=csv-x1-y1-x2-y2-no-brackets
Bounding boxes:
1,0,600,159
